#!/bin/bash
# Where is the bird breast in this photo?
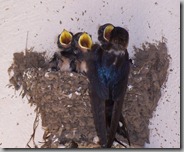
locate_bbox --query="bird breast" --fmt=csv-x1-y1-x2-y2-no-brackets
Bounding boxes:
58,57,71,71
97,50,127,86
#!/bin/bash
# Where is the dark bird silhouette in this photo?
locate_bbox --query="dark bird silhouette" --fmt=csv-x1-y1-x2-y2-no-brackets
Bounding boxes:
98,24,131,143
86,24,130,148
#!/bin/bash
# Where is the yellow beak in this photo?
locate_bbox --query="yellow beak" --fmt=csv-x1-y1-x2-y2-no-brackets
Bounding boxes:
59,29,73,48
78,33,93,51
103,25,114,42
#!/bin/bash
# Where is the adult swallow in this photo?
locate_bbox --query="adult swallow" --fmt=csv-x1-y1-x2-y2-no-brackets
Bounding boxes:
98,23,130,145
71,32,93,74
86,24,130,148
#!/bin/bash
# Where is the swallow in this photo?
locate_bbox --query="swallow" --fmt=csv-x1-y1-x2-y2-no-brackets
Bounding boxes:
49,29,76,72
98,23,131,144
57,29,73,50
86,24,130,148
57,29,77,57
71,32,93,74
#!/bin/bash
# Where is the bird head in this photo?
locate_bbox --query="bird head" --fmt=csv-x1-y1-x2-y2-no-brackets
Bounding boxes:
98,23,129,51
57,29,73,49
98,23,114,45
72,32,93,53
109,27,129,51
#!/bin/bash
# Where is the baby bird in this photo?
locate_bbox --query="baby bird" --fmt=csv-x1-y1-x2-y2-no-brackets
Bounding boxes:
50,30,93,73
98,23,129,50
49,29,76,72
57,29,73,50
71,32,93,74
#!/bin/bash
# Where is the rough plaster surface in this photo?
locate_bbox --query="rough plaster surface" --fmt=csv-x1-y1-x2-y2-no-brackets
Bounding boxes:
0,0,180,148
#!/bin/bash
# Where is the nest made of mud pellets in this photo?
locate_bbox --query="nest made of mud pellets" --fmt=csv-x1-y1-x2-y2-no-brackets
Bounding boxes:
8,42,170,148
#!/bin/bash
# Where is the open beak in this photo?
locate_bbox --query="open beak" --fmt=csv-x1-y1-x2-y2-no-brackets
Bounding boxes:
103,25,114,42
59,29,73,48
78,32,93,52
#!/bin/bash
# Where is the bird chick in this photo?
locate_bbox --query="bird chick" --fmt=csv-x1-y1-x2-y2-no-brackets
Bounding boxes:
71,32,93,74
57,29,73,50
98,23,129,51
49,29,76,72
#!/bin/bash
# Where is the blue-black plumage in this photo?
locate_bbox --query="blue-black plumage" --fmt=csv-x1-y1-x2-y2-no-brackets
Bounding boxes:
87,24,131,148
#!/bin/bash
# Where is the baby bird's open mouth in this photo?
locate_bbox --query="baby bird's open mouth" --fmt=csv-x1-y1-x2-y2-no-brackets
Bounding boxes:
59,29,73,48
78,32,93,51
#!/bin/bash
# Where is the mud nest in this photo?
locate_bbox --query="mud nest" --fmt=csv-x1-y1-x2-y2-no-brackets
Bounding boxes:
8,41,170,148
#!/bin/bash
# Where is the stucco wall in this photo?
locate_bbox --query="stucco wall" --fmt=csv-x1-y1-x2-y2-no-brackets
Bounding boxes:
0,0,180,148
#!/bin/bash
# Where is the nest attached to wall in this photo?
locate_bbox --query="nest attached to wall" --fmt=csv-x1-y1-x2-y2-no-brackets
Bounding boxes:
8,41,170,148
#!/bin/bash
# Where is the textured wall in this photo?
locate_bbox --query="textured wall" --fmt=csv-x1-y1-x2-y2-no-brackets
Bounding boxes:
0,0,180,148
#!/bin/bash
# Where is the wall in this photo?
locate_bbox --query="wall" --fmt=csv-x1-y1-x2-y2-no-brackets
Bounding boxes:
0,0,180,148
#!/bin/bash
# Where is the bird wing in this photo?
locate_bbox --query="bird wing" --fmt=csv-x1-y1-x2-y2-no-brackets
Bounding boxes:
106,53,130,147
89,89,107,147
112,51,130,100
86,44,110,147
87,45,109,100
